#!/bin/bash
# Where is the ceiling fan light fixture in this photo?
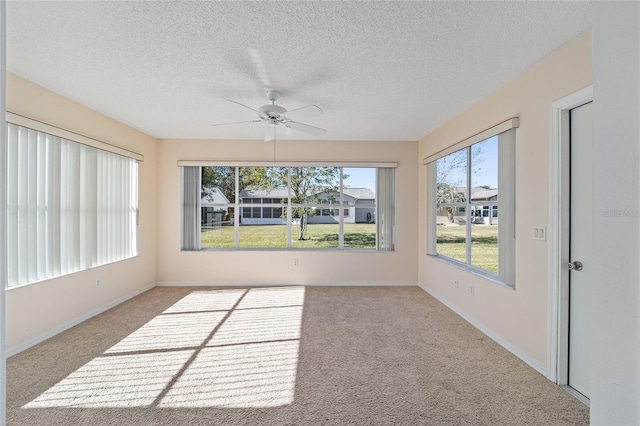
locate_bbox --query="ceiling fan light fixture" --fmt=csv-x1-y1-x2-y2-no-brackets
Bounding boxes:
259,104,287,115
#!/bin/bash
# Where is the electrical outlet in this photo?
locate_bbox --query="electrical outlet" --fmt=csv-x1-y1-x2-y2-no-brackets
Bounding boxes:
293,259,298,267
470,285,475,296
454,279,459,288
96,279,101,288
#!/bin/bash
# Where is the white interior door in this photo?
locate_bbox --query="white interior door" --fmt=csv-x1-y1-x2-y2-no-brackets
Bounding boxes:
568,101,592,399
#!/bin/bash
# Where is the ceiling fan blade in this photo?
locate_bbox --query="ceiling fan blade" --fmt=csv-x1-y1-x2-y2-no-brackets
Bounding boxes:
286,121,327,136
248,48,272,90
227,99,264,116
285,104,323,119
212,120,263,127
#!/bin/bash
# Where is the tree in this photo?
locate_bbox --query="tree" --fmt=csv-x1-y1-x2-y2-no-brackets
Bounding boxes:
264,167,341,240
437,183,466,223
435,145,488,223
202,166,343,239
202,166,271,203
436,150,467,223
202,167,235,202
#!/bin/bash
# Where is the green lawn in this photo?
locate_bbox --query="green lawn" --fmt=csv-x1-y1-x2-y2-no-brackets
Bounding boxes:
201,223,376,249
436,225,498,273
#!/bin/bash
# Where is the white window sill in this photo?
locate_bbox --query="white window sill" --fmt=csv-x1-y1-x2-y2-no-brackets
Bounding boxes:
427,253,515,290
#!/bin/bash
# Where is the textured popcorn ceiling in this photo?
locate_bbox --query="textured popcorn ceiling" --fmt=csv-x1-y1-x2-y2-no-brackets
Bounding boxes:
6,2,592,141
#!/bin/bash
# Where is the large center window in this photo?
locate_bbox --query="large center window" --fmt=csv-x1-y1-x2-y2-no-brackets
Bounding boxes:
182,164,394,251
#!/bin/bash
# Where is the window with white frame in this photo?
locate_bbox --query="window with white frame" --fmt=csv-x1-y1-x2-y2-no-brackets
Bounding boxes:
181,163,395,251
6,115,141,289
425,118,517,286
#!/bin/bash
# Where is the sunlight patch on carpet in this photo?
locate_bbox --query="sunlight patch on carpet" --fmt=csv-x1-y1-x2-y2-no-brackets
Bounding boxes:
23,350,193,408
163,289,246,313
106,311,227,353
159,340,300,408
23,286,305,409
210,306,303,346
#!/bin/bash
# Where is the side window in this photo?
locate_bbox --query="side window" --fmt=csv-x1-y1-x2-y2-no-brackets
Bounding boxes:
427,124,516,287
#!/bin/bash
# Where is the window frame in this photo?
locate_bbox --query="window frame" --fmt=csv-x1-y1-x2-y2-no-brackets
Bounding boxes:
424,118,518,287
179,162,396,252
5,113,143,289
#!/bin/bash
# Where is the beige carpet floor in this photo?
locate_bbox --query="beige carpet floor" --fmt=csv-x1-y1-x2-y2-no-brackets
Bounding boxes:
7,286,589,425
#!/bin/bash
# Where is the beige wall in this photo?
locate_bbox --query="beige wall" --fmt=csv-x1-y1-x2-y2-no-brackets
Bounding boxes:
156,138,418,285
5,73,158,353
418,30,592,370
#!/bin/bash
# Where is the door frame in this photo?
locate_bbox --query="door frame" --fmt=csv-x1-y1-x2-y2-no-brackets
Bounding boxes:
547,85,593,387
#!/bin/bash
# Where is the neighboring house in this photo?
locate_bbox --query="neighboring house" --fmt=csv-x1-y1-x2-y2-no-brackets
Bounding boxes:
437,187,498,225
470,189,498,225
201,187,230,227
238,187,376,225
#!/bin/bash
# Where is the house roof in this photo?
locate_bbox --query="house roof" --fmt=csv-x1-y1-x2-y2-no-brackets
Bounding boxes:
6,2,591,141
471,189,498,201
201,187,230,206
240,187,374,200
343,188,375,200
240,188,289,199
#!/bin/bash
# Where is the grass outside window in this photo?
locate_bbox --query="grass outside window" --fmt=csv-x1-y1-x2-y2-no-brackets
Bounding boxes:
201,223,376,250
436,225,498,273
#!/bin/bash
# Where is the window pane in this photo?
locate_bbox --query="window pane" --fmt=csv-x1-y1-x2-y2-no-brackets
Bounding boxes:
201,166,235,203
291,223,339,249
471,136,498,202
471,223,498,273
344,220,375,249
469,136,499,273
343,168,376,201
436,149,467,211
239,224,287,249
290,167,340,205
435,148,467,263
436,215,466,263
194,165,389,252
201,208,235,249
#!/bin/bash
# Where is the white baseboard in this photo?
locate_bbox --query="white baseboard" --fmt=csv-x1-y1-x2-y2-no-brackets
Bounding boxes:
6,283,156,358
156,281,418,287
418,282,548,377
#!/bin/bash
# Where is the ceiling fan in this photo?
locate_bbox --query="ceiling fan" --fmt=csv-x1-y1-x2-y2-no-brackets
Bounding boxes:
213,90,326,141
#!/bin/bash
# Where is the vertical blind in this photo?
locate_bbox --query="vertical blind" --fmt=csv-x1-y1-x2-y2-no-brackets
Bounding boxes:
181,166,201,251
376,168,395,251
6,123,139,288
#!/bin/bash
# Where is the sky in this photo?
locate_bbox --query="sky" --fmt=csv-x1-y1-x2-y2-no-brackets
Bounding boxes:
343,168,376,191
438,135,498,189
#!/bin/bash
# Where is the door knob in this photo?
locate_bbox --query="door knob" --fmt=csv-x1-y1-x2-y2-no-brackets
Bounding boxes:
567,261,583,271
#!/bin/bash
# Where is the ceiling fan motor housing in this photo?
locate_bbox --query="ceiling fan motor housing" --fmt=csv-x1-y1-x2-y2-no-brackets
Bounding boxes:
259,104,287,125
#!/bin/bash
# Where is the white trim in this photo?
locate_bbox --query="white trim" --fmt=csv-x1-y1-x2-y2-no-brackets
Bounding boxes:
156,281,417,287
5,112,144,162
5,283,155,358
548,85,593,383
178,160,397,168
428,254,514,290
561,385,590,407
0,2,7,423
418,282,547,376
423,117,519,164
